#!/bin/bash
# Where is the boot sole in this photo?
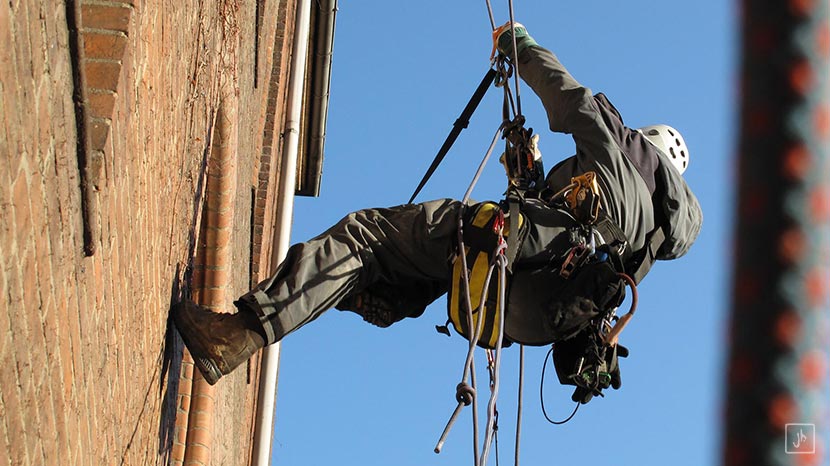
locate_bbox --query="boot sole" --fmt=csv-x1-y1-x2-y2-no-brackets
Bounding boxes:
172,308,224,385
178,329,223,385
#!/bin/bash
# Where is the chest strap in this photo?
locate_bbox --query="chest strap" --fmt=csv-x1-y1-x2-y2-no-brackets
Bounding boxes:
590,212,664,285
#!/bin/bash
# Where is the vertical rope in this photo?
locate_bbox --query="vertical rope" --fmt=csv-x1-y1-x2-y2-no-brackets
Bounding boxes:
724,0,830,464
514,345,523,466
506,0,522,117
479,253,508,466
484,0,496,31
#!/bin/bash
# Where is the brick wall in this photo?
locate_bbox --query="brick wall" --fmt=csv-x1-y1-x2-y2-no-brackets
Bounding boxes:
0,0,294,464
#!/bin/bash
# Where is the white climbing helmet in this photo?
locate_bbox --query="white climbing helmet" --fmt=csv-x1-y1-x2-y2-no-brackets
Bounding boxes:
639,124,689,175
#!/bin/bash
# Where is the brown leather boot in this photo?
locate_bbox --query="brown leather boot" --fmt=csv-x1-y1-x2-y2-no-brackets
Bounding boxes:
172,300,266,385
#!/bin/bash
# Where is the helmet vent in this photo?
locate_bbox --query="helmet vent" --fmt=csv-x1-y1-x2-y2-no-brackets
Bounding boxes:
667,129,675,136
669,147,677,158
675,138,681,146
648,129,659,136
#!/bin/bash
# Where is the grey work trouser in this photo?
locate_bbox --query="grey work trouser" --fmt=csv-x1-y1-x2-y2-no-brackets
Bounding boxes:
236,199,463,344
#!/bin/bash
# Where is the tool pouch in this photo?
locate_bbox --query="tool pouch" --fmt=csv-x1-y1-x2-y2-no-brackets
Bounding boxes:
447,202,527,349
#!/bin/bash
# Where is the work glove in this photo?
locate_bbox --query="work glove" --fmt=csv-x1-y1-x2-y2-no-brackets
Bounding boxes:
491,21,538,61
570,343,629,404
499,133,542,181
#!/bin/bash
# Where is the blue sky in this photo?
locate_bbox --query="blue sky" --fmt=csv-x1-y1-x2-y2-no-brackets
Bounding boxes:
272,1,734,464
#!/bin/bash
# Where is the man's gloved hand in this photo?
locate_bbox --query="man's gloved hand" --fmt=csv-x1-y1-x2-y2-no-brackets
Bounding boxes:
491,21,538,61
528,133,542,162
499,134,542,183
570,344,629,404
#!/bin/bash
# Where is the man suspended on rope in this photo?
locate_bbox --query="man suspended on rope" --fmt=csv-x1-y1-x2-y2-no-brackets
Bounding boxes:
172,23,702,403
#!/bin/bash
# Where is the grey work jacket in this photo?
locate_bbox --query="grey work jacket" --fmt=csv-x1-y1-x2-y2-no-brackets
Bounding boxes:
516,45,702,262
503,45,702,344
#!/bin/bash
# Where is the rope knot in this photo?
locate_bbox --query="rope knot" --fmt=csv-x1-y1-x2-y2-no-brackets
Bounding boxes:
455,383,476,406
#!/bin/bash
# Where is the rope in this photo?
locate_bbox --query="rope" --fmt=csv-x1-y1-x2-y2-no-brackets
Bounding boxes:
506,2,523,117
484,0,496,30
435,3,529,465
485,0,524,120
434,125,503,458
434,112,511,466
479,251,508,466
514,345,523,466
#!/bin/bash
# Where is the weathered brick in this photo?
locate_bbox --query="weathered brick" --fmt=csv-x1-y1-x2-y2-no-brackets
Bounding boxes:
68,414,84,463
205,190,231,212
38,386,58,449
78,412,92,461
203,226,231,249
87,150,106,192
177,391,191,415
187,425,212,449
81,4,131,34
0,416,10,466
202,267,229,288
181,361,194,381
21,256,47,391
0,381,29,465
84,60,121,92
36,82,56,157
28,168,45,236
184,442,211,464
203,205,233,231
12,171,32,235
52,405,70,464
87,115,111,152
81,31,127,61
0,273,7,364
5,137,25,185
91,258,104,308
40,298,61,374
64,278,83,386
17,375,46,465
34,229,54,287
54,288,74,403
171,442,186,463
87,92,116,120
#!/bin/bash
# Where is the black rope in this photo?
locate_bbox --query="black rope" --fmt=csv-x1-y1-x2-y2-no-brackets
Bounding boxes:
407,68,498,204
540,346,580,425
